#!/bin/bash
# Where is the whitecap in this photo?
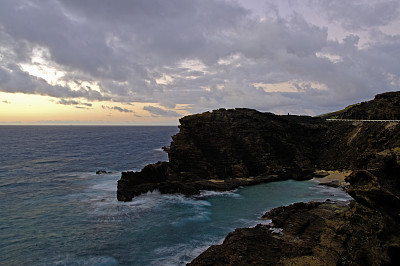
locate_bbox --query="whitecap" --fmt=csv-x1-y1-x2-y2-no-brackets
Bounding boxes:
150,238,225,266
171,210,211,227
85,189,215,226
196,189,242,198
260,218,272,225
307,185,352,201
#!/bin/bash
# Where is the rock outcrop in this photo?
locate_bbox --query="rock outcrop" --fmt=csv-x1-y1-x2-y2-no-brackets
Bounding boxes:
118,96,400,201
116,91,400,264
323,91,400,120
189,153,400,265
118,109,328,201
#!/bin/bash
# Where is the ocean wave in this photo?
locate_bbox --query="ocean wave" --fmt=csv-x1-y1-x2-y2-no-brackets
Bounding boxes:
150,238,225,266
44,254,118,266
84,189,213,226
307,185,352,201
196,189,242,198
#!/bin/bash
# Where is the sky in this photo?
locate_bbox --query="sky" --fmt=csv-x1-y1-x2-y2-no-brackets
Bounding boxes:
0,0,399,125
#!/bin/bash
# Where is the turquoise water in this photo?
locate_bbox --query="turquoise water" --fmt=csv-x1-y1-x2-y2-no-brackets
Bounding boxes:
0,126,351,265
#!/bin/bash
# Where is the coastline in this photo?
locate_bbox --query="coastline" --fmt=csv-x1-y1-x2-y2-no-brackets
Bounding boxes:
116,92,400,264
189,158,400,265
312,170,351,188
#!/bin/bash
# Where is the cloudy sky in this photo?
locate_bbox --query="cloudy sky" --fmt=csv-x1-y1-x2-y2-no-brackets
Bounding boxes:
0,0,399,124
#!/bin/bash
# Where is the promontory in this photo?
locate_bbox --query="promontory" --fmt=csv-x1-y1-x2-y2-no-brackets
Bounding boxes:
117,91,400,265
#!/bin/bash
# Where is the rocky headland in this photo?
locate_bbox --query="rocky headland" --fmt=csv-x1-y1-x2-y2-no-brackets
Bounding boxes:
117,91,400,264
189,153,400,265
118,92,400,201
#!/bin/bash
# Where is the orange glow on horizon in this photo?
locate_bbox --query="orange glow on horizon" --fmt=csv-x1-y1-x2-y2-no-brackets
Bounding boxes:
0,92,183,125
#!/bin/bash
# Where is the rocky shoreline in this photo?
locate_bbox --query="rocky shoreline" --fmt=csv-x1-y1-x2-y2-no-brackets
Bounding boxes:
189,154,400,265
118,108,400,201
117,91,400,264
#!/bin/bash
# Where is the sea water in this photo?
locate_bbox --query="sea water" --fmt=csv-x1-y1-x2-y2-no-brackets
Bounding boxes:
0,126,351,265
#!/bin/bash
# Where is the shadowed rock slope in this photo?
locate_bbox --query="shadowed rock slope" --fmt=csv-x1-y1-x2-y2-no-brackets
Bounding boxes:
189,152,400,265
116,91,400,264
118,109,326,201
118,99,400,201
323,91,400,120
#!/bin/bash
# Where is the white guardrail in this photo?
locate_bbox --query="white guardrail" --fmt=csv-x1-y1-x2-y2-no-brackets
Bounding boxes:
326,119,400,123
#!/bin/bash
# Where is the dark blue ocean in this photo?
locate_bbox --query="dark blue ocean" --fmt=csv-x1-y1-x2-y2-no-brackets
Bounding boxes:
0,126,351,265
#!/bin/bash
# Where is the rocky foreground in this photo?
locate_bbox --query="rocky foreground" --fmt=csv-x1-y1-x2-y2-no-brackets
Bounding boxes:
189,154,400,265
117,91,400,264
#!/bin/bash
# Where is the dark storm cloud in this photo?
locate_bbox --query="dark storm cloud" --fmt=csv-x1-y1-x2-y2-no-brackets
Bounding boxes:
58,99,92,107
0,0,399,117
0,62,107,100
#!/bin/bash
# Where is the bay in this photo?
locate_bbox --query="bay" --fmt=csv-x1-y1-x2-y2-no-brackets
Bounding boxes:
0,126,350,265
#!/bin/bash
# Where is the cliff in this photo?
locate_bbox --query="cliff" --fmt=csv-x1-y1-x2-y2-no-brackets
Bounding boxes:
116,91,400,264
189,151,400,265
118,95,400,201
322,91,400,120
118,109,326,201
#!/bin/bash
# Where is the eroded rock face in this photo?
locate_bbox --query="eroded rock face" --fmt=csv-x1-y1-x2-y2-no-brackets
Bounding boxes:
118,109,327,201
189,201,350,265
168,109,323,181
331,91,400,120
116,92,400,264
320,121,400,170
118,106,400,201
189,157,400,265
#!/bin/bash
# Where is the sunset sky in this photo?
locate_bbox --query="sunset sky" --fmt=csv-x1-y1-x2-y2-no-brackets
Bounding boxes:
1,0,400,125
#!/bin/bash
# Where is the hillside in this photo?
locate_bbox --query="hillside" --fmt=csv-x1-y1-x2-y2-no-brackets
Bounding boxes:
322,91,400,120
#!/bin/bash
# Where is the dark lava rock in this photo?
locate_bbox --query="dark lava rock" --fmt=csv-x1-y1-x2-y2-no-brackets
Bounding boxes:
115,91,400,264
323,91,400,120
189,154,400,265
168,109,323,181
189,201,350,265
118,109,329,201
118,104,400,201
96,170,111,174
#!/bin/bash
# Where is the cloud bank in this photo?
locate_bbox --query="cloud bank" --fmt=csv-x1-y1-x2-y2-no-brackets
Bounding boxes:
0,0,399,118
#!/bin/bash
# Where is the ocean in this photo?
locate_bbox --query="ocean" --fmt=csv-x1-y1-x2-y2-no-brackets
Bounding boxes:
0,126,351,265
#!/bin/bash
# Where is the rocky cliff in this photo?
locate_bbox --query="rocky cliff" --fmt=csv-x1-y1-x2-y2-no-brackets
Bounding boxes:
323,91,400,120
189,151,400,265
116,91,400,264
118,96,400,201
118,109,326,201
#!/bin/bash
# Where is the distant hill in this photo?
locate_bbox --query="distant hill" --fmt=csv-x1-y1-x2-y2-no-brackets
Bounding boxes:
321,91,400,120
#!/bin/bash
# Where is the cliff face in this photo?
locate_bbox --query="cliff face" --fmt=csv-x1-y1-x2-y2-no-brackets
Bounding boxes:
116,91,400,264
320,120,400,169
323,91,400,120
117,109,326,201
189,152,400,265
118,105,400,201
168,109,323,181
